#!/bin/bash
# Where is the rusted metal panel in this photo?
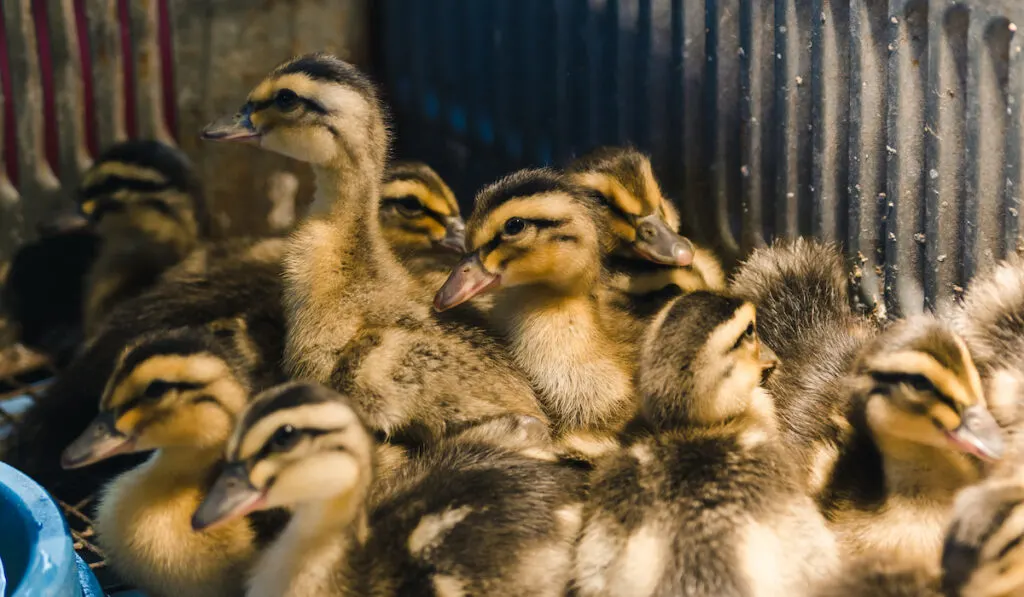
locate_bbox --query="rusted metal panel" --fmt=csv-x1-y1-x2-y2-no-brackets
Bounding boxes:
45,0,90,188
2,0,60,249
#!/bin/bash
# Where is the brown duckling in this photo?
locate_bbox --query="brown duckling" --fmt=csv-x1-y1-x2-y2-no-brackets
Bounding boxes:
192,382,585,597
434,168,637,434
567,146,724,310
820,316,1003,563
201,52,545,440
574,291,837,596
60,323,288,597
730,239,879,494
78,140,209,336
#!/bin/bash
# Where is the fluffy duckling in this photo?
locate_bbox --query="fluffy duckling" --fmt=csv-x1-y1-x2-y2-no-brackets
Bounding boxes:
730,239,879,493
574,291,838,597
1,225,99,366
191,382,585,597
434,169,638,434
78,140,209,336
811,556,941,597
954,255,1024,455
566,146,724,303
381,160,466,278
201,52,545,438
820,316,1004,564
942,471,1024,597
1,237,287,501
60,324,288,597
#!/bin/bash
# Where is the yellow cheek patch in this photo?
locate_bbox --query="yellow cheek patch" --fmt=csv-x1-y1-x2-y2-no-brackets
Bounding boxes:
115,409,144,433
638,159,667,217
928,403,961,430
702,303,757,358
482,249,508,272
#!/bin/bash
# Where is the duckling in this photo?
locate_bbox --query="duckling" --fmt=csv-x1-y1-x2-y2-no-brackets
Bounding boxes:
730,239,879,493
1,237,287,502
566,146,724,307
820,316,1004,563
78,140,210,336
1,225,99,366
191,382,585,597
573,291,837,597
60,323,288,597
434,168,638,434
201,52,545,438
942,471,1024,597
381,160,466,279
953,255,1024,453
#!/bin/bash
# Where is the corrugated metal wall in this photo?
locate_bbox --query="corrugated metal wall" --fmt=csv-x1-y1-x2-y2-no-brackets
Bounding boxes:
379,0,1024,315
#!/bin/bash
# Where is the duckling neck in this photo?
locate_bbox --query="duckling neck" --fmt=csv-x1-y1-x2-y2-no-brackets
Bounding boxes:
311,164,411,287
494,288,634,432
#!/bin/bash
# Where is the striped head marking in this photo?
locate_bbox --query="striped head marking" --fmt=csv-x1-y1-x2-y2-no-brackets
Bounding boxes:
202,52,386,168
192,383,374,531
567,146,693,266
858,317,1003,462
79,139,207,240
61,327,248,469
639,291,778,427
434,168,610,311
381,161,465,252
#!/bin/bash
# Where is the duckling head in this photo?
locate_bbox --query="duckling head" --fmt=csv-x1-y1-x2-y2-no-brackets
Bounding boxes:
381,161,466,252
637,291,778,428
191,382,375,531
78,139,208,244
567,146,693,266
434,168,612,311
201,52,388,172
852,317,1004,463
943,473,1024,597
60,322,251,469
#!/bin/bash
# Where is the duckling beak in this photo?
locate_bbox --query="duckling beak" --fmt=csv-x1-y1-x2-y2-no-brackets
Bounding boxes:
434,253,500,312
438,216,467,253
61,411,135,469
633,214,695,267
192,462,267,531
37,210,89,236
201,108,260,144
946,404,1005,462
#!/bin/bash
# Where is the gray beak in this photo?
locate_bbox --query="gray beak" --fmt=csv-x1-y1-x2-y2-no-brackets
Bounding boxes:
61,411,135,469
947,404,1005,462
633,214,695,267
433,253,500,312
439,216,467,253
201,107,260,144
191,462,266,531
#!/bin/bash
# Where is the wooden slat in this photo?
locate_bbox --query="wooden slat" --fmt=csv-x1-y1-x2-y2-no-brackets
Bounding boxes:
2,0,60,237
85,0,125,149
129,0,172,144
46,0,91,188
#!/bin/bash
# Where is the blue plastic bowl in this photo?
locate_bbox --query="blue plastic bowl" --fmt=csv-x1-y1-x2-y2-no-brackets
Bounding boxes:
0,461,104,597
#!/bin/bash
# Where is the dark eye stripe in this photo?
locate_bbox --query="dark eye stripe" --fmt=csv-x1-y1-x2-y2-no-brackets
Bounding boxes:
250,426,335,464
118,380,207,414
249,95,327,114
869,372,961,413
480,217,568,255
380,198,449,225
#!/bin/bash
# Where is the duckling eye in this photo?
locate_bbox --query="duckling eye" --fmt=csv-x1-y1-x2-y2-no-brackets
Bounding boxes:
503,217,526,237
268,424,301,452
744,323,755,339
274,89,300,111
394,196,424,217
143,380,173,399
